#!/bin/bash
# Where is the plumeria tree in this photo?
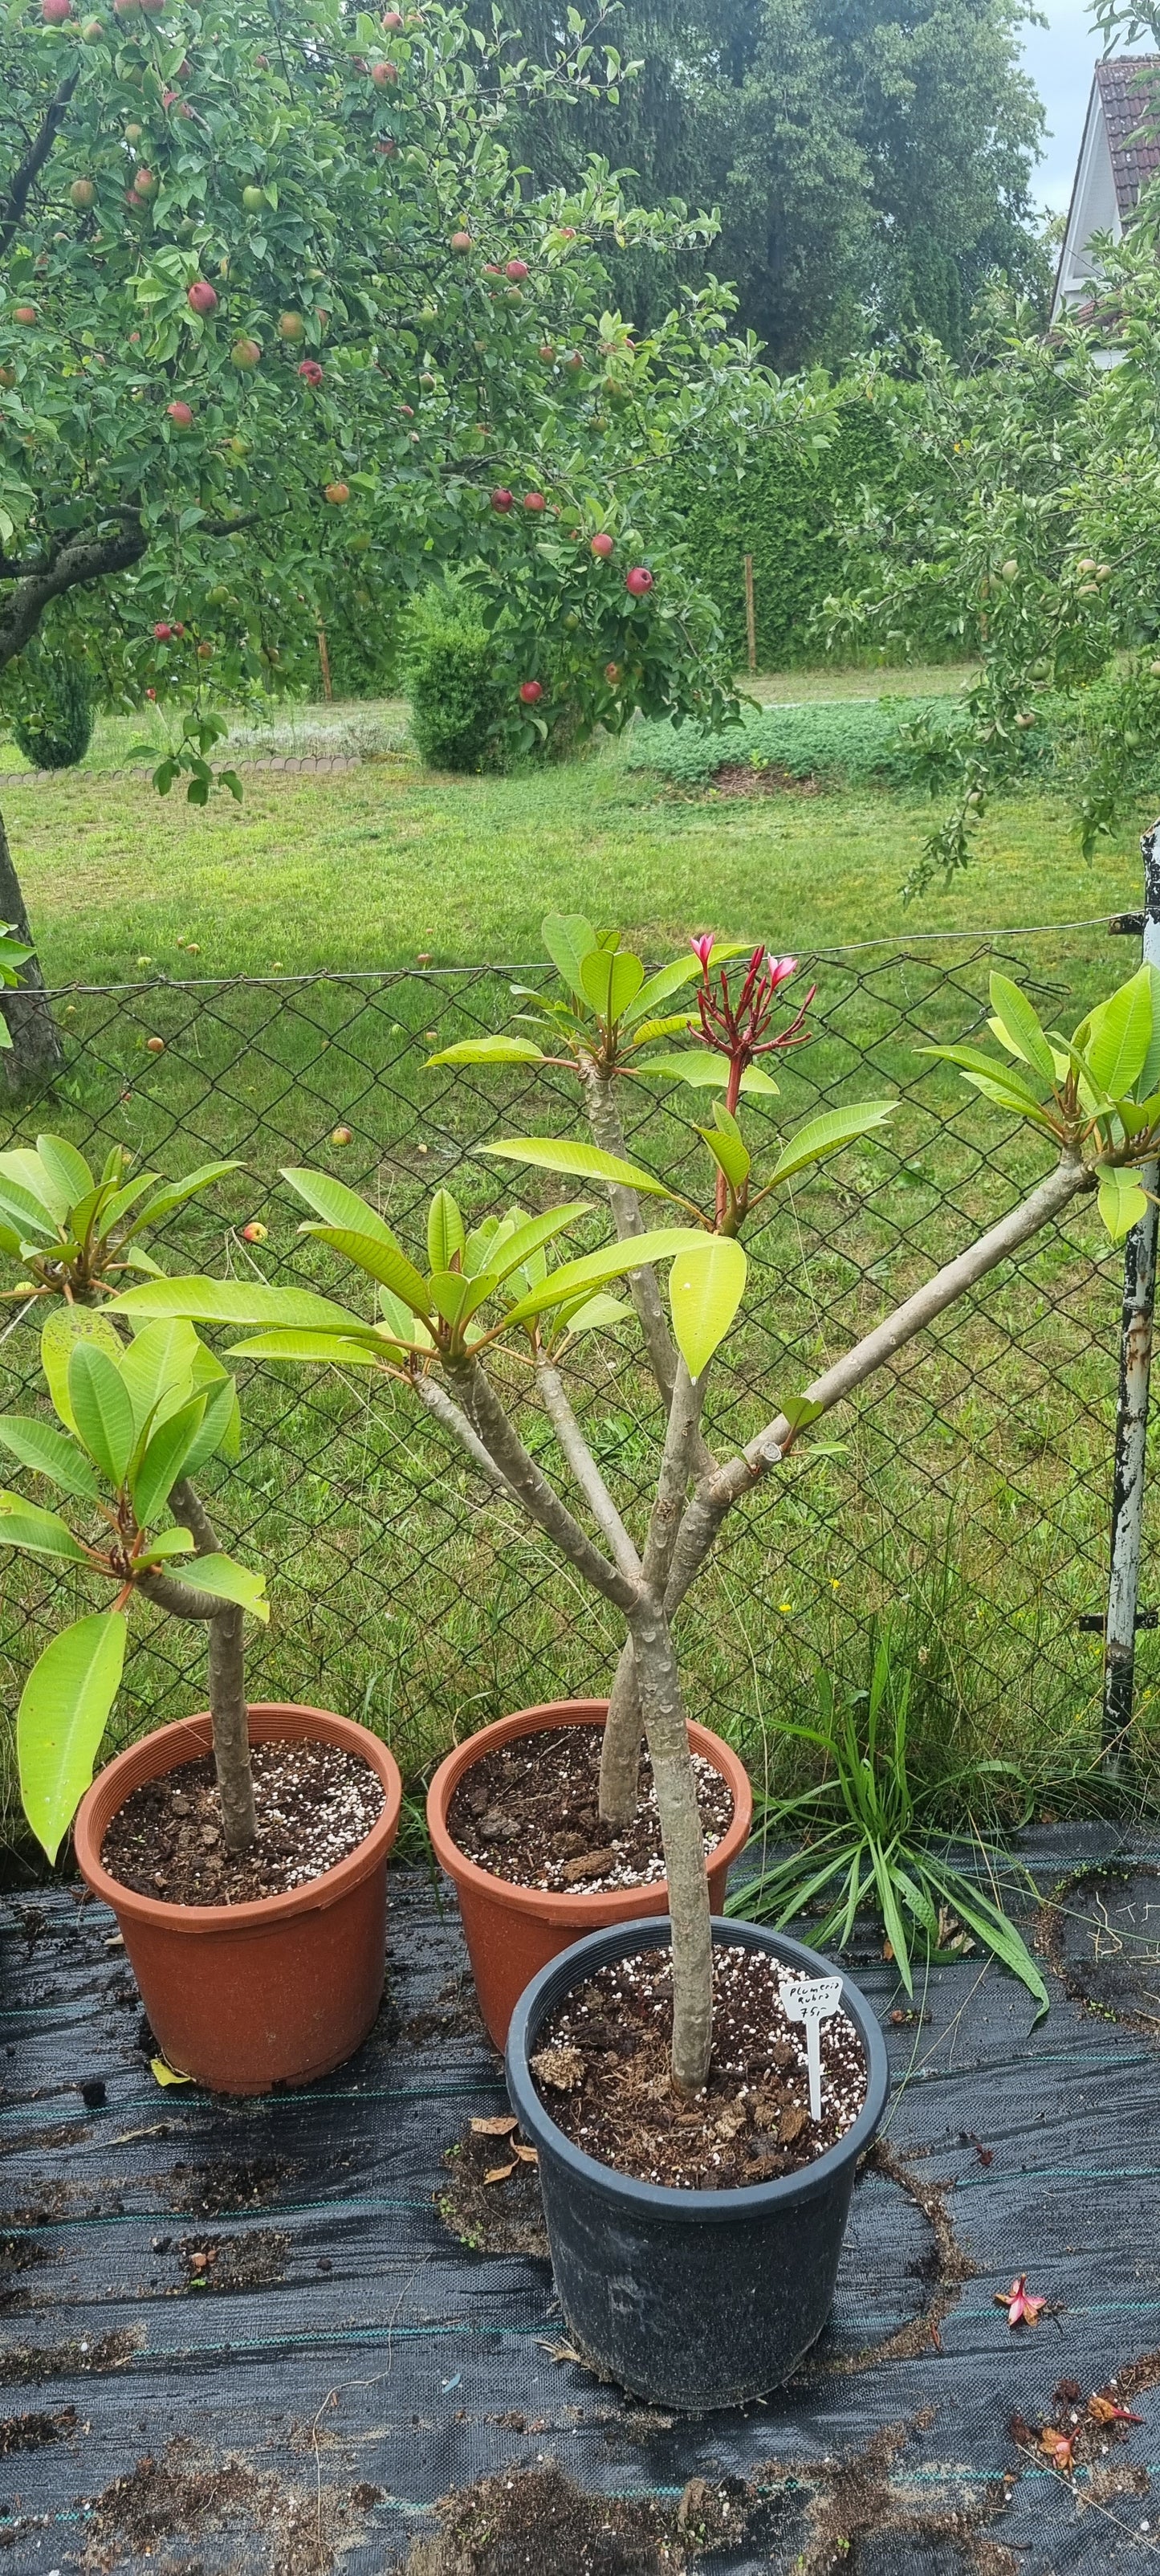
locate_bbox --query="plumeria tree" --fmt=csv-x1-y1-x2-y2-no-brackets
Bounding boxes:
110,934,1157,2089
0,1133,273,1853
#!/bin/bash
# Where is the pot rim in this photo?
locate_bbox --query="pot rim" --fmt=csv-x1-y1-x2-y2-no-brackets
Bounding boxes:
506,1914,890,2219
426,1698,753,1921
73,1702,402,1934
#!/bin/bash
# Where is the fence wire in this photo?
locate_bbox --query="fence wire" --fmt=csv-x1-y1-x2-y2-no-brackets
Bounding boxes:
0,935,1149,1804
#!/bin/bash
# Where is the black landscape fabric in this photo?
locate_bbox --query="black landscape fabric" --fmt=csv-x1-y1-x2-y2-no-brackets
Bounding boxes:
3,1831,1160,2572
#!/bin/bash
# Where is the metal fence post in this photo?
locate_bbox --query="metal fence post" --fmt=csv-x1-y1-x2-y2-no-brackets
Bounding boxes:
1101,819,1160,1770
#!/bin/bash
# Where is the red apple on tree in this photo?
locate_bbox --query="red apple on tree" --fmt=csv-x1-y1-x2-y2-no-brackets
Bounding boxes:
230,336,262,368
505,259,528,282
297,357,324,386
490,487,513,512
523,491,545,512
324,480,350,503
625,565,654,596
371,60,397,83
12,305,37,324
450,230,473,253
590,532,613,558
166,399,193,427
519,679,543,703
382,7,404,24
133,168,157,198
186,279,217,315
69,178,96,207
41,0,71,22
153,622,173,640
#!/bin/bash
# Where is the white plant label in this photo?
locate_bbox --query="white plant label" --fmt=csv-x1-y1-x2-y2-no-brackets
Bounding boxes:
780,1974,843,2122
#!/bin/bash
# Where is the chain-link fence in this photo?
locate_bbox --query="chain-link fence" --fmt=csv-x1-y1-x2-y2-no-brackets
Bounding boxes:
0,930,1149,1812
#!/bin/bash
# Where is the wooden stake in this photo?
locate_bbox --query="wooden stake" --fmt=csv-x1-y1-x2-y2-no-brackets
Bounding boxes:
743,553,756,674
316,626,333,702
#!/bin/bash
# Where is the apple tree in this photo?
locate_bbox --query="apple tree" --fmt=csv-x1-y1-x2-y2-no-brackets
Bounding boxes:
0,0,784,1070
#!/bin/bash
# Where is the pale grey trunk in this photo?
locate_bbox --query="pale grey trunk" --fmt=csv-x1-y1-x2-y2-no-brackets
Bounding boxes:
208,1604,256,1850
629,1595,713,2093
599,1359,705,1828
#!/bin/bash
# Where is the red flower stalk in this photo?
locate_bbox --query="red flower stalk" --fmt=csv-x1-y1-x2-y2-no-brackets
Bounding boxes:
691,940,816,1116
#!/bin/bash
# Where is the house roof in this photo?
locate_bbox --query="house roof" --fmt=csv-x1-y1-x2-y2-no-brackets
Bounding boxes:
1093,55,1160,218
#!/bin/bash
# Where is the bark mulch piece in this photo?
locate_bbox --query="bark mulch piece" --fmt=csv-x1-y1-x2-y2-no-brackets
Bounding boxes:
531,1942,865,2189
446,1729,731,1896
101,1738,385,1906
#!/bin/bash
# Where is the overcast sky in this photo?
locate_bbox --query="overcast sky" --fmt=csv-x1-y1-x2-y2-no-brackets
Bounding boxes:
1021,0,1126,213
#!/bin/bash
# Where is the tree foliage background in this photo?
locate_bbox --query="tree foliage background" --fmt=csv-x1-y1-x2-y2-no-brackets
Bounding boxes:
498,0,1049,367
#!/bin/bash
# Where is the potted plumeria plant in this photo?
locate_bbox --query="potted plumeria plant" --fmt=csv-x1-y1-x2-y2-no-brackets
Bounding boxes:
0,1140,402,2096
112,935,1157,2402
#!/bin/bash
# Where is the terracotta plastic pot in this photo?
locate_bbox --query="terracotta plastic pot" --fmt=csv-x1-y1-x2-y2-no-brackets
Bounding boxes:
74,1702,402,2096
426,1698,752,2050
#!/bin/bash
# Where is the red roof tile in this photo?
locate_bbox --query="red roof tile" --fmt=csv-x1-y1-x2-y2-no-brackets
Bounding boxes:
1095,55,1160,218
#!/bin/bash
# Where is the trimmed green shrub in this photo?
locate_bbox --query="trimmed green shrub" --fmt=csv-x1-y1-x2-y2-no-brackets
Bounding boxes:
404,590,508,772
10,658,92,770
626,696,960,789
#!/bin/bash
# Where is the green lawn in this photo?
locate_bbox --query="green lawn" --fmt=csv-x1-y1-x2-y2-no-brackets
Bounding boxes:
0,679,1146,985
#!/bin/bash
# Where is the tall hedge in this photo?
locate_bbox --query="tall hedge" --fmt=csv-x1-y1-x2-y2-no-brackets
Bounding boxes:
664,390,943,670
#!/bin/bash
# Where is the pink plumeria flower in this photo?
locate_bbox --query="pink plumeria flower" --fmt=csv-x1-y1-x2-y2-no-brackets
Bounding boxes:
995,2275,1047,2329
690,933,714,970
767,954,798,991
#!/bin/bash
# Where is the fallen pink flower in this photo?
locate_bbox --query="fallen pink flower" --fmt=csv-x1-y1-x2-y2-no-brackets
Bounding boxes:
995,2275,1047,2329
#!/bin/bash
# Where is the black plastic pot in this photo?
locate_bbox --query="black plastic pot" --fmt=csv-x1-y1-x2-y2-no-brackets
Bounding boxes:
506,1914,890,2410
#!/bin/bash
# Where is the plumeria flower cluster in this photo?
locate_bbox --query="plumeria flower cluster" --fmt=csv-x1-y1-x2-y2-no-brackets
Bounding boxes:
690,936,816,1116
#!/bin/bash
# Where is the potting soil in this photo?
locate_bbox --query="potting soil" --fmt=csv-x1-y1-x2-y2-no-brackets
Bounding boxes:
3,1826,1160,2573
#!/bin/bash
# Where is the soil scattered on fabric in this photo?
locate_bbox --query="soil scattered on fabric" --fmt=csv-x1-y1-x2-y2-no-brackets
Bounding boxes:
814,2140,979,2375
403,1972,487,2048
438,2119,551,2259
101,1738,385,1906
0,2228,52,2314
165,2152,301,2215
0,2405,75,2454
174,2228,289,2293
759,2419,1019,2576
1038,1864,1160,2039
531,1943,865,2188
402,2460,759,2575
446,1730,731,1895
0,2327,140,2384
80,2434,385,2575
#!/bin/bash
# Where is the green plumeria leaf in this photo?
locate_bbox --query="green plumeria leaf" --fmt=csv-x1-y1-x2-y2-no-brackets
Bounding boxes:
1096,1164,1149,1242
770,1100,897,1185
129,1160,242,1233
35,1135,93,1206
428,1268,497,1329
118,1319,201,1436
131,1395,210,1528
299,1226,432,1316
541,911,596,1004
164,1553,270,1622
0,1416,99,1499
483,1139,675,1198
557,1291,632,1335
40,1307,123,1436
632,1054,779,1094
697,1107,751,1192
0,1490,88,1561
778,1394,826,1433
427,1188,466,1274
67,1343,135,1486
18,1612,128,1863
0,1145,71,1225
135,1526,198,1564
987,973,1056,1083
280,1169,397,1243
579,946,645,1025
111,1278,375,1335
425,1034,547,1066
503,1227,704,1331
668,1236,747,1377
179,1376,242,1482
227,1330,397,1365
1081,969,1155,1100
486,1205,589,1282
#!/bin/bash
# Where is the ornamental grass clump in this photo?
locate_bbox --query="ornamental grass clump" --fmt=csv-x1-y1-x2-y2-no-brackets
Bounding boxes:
113,934,1160,2095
